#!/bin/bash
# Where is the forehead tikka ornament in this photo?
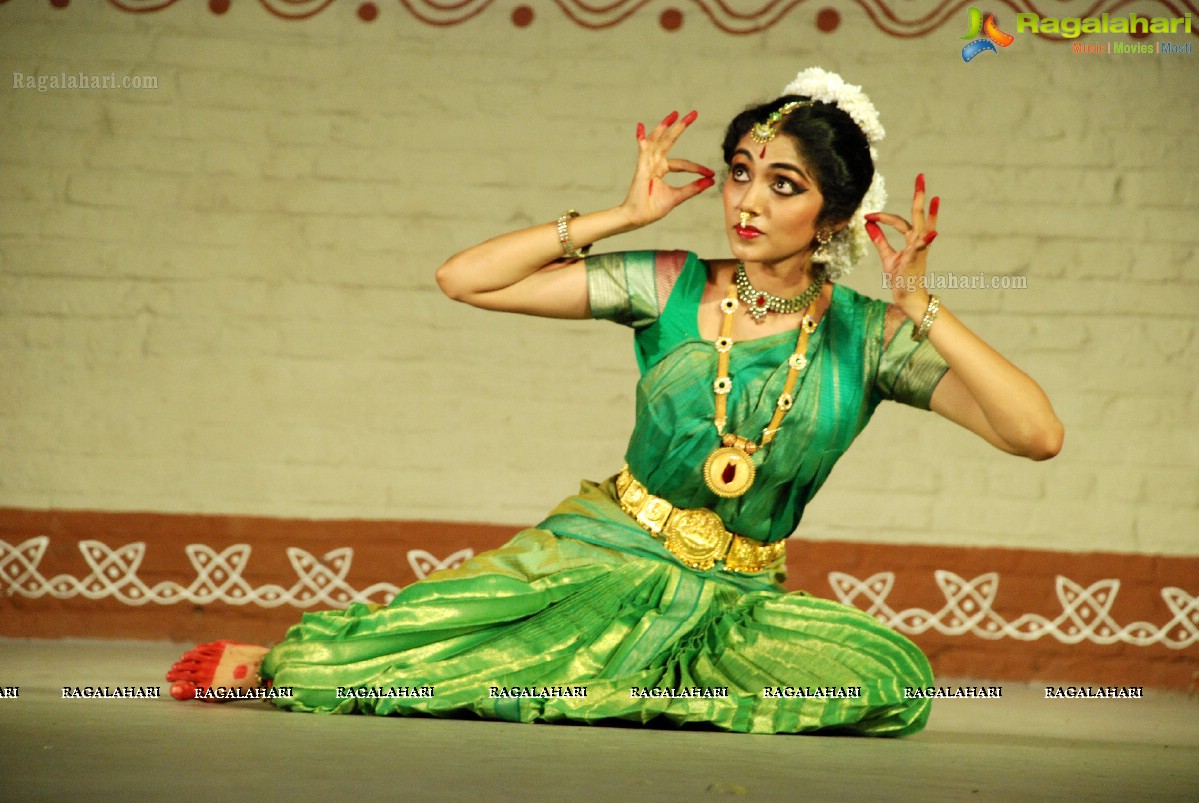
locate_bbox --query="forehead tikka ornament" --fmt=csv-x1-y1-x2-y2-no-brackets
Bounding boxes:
749,100,813,145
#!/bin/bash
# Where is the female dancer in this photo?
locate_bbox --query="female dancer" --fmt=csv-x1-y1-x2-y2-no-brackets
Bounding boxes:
168,69,1062,736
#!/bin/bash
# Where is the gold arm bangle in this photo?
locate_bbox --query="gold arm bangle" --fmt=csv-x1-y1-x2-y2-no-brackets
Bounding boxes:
556,210,590,260
911,295,941,342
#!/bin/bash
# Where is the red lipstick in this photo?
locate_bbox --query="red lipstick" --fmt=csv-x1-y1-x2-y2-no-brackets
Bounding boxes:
734,224,762,239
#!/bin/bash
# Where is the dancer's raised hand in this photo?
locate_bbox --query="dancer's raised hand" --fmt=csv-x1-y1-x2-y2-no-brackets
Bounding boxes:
620,110,716,228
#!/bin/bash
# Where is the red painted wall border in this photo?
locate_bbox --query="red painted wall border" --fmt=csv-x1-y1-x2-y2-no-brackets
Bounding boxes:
7,0,1196,39
1,506,1195,689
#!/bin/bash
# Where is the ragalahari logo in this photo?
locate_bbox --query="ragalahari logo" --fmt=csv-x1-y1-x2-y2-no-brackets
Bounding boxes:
961,8,1015,62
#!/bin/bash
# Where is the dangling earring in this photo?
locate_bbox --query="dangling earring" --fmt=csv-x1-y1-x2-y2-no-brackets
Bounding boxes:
811,228,833,264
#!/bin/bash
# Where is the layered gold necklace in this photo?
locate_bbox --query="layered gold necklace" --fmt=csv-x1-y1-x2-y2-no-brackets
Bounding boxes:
702,267,823,498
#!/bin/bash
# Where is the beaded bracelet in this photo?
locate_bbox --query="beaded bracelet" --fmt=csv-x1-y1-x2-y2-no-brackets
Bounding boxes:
911,295,941,342
556,210,590,260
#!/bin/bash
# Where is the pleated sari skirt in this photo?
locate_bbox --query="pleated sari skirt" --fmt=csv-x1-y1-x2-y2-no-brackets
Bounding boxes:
261,478,933,736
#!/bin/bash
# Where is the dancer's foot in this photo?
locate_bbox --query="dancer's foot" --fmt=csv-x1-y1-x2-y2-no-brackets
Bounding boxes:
166,641,269,701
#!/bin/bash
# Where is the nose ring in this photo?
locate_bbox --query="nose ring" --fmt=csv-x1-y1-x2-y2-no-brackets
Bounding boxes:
739,211,751,227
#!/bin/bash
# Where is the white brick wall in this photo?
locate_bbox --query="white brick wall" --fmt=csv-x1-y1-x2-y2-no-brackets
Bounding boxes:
1,3,1196,555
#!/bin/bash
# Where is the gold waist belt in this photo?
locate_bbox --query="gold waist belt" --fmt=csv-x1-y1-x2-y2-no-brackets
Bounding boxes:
616,466,785,573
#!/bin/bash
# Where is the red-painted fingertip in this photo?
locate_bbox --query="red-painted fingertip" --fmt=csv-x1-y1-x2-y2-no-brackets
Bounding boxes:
682,110,698,125
864,213,881,222
636,122,645,141
915,173,926,193
696,177,715,191
929,196,940,216
662,111,679,127
699,166,715,178
864,221,883,239
924,231,938,245
170,681,196,701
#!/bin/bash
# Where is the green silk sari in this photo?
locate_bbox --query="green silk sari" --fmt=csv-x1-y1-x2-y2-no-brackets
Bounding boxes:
262,251,948,736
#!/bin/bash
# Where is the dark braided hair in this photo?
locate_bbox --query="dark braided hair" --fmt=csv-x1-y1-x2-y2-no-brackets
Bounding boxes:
721,95,874,228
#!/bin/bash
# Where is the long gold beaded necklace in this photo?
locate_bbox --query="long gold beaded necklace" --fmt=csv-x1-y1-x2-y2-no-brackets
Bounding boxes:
702,266,823,498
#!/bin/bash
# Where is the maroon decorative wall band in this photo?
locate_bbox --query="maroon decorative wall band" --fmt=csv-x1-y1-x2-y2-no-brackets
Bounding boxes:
8,0,1197,36
2,507,1197,689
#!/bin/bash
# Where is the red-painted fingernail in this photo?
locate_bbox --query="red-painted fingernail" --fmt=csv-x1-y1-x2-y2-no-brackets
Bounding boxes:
929,197,940,216
636,122,645,141
663,111,679,127
682,110,698,125
916,173,925,193
699,166,715,178
864,213,881,222
924,231,938,245
865,221,882,239
697,177,715,190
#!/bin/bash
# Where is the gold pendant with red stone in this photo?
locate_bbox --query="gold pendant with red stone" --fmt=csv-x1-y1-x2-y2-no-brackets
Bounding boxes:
748,292,770,321
703,435,758,498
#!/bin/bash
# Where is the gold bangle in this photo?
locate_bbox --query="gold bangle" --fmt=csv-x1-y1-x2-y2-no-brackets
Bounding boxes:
556,210,590,260
911,295,941,342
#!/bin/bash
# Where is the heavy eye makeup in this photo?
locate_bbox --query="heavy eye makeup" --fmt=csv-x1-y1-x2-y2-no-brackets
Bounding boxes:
729,159,806,197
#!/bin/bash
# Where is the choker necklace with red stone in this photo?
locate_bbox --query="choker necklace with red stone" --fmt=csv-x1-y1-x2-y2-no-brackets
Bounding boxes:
734,261,824,323
703,279,821,498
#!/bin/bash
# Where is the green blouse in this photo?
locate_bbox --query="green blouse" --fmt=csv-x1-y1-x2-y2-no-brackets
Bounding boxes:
587,250,949,544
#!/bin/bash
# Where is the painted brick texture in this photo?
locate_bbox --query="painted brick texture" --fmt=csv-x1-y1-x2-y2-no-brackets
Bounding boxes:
0,3,1196,558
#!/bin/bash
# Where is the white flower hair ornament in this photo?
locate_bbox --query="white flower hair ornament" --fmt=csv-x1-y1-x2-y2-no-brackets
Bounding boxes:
780,68,887,280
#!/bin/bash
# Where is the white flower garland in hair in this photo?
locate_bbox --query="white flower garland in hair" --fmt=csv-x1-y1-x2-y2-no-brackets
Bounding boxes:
781,68,887,280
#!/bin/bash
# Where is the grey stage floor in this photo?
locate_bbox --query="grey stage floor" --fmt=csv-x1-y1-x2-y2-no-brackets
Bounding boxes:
1,639,1197,802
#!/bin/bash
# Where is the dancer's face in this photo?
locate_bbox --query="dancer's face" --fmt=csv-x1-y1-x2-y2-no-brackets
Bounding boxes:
722,132,826,271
